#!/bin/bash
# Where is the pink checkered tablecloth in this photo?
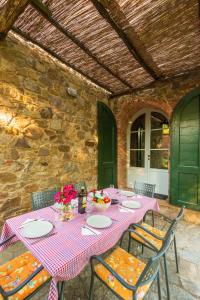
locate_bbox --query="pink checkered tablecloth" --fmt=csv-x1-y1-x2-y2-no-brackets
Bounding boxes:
0,188,159,300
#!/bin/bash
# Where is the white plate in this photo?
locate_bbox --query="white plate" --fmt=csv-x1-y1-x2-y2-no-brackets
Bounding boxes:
21,220,53,238
86,215,112,229
122,200,141,209
120,190,135,197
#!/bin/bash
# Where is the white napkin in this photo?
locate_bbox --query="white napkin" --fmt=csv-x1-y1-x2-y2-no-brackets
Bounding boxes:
81,226,101,236
119,207,135,213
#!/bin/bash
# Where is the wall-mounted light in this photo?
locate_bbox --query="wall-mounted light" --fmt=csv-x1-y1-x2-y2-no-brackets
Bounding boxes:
162,122,169,135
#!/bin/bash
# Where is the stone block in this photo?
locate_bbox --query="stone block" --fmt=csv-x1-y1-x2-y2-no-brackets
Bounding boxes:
85,140,95,147
0,172,17,183
45,129,56,137
50,119,62,130
40,107,53,119
15,137,30,148
38,146,49,156
24,183,39,193
23,124,44,140
23,80,41,94
0,191,8,198
34,60,46,73
58,144,70,152
8,196,21,208
10,149,20,160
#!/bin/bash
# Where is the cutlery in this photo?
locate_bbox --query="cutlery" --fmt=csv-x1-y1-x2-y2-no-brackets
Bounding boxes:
18,218,45,229
110,217,119,222
50,206,58,213
118,205,133,212
82,225,98,235
30,232,57,245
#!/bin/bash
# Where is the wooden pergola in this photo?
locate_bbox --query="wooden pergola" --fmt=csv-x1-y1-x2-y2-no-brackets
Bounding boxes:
1,0,200,98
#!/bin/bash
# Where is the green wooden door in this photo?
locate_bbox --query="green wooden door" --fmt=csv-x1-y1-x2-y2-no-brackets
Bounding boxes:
98,102,117,189
170,88,200,210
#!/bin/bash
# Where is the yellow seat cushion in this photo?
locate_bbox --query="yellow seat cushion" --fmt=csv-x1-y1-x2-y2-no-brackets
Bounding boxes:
0,251,50,300
94,247,151,300
131,222,166,250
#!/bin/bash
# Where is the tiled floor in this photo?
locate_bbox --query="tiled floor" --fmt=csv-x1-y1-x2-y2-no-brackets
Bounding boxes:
1,202,200,300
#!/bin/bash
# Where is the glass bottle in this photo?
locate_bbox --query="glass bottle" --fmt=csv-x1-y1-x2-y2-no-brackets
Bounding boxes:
78,186,87,214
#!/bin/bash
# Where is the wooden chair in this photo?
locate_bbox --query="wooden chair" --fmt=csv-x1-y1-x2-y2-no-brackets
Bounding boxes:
128,206,184,300
31,188,60,211
89,228,173,300
0,235,51,299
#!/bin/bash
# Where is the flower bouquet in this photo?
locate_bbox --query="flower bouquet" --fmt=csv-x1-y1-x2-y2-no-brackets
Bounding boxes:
54,184,77,221
91,189,111,211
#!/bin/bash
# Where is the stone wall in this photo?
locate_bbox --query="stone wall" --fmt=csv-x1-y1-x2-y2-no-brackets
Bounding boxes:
110,71,200,188
0,32,107,224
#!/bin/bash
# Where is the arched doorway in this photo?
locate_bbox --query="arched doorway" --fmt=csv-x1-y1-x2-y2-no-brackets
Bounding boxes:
127,108,169,196
170,88,200,210
97,102,117,189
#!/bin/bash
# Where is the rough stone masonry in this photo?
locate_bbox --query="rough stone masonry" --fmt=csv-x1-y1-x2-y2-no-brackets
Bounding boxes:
0,32,107,225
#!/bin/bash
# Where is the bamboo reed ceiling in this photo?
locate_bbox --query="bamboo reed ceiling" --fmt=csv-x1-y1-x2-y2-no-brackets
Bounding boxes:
3,0,200,96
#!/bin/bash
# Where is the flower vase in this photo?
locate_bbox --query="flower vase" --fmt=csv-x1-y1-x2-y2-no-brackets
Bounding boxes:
59,204,73,221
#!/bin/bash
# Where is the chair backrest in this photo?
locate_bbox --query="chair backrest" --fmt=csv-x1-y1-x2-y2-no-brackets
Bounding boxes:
134,181,156,198
74,181,87,193
165,206,184,239
31,188,60,210
136,228,173,289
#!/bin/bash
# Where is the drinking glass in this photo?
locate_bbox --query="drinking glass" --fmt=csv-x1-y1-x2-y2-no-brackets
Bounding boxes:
84,204,94,220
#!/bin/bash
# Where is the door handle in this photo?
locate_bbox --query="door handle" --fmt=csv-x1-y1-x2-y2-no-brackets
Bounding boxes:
148,155,150,160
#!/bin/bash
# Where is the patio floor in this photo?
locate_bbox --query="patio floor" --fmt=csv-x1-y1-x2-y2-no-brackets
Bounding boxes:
1,202,200,300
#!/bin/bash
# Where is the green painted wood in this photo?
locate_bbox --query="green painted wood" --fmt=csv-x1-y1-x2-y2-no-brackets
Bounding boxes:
98,102,117,189
170,88,200,210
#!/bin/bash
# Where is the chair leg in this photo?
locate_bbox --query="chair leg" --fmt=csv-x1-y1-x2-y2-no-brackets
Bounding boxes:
157,271,162,300
89,272,95,300
173,236,179,273
163,254,170,300
152,210,155,227
128,233,131,253
58,282,65,300
119,236,123,247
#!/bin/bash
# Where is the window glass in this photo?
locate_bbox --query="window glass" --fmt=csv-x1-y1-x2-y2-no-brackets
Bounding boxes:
130,150,145,167
150,150,168,169
130,131,145,149
131,114,145,131
151,112,168,130
151,130,169,149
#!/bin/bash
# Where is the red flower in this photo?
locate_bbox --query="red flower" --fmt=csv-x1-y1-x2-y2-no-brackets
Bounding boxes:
54,184,77,205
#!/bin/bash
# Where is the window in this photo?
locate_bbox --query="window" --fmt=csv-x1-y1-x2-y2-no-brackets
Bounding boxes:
130,114,145,167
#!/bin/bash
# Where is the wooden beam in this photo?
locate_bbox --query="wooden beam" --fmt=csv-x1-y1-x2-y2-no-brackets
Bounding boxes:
0,0,29,39
31,0,51,17
91,0,161,80
109,66,200,99
29,1,133,89
12,27,113,94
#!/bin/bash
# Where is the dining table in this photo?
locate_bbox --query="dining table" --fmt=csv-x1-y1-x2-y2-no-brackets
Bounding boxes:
0,188,159,300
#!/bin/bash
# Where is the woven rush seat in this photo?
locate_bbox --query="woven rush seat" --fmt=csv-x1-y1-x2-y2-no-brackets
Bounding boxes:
131,222,166,250
94,247,151,300
0,252,50,300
